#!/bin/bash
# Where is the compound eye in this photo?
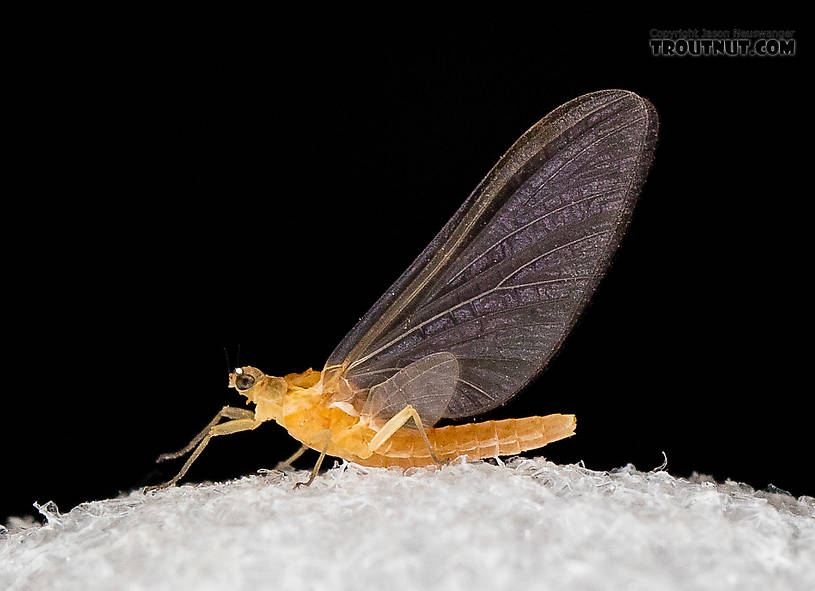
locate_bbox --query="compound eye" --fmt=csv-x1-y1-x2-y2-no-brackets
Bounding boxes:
235,373,256,390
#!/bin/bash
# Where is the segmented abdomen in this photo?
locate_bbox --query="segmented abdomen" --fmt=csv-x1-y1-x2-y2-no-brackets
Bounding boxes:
356,413,576,468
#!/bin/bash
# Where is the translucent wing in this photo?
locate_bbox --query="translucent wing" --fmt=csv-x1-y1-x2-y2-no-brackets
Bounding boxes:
361,352,459,426
323,90,658,422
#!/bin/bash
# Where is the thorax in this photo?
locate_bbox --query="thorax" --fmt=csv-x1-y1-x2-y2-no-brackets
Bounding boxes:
277,387,375,459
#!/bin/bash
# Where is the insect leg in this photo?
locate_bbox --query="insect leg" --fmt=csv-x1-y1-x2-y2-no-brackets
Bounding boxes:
368,405,441,466
294,431,331,489
156,406,255,463
275,444,308,471
145,417,260,492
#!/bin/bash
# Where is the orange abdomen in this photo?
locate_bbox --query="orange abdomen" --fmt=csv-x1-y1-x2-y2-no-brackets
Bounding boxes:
357,413,576,468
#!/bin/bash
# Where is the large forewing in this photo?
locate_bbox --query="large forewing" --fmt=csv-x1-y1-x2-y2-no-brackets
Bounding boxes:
325,90,658,421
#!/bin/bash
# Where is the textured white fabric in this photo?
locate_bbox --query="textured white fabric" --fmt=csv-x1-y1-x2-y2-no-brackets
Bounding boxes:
2,458,813,591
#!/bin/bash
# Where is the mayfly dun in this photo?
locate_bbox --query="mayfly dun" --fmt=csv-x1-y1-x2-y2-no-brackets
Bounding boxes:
146,89,658,490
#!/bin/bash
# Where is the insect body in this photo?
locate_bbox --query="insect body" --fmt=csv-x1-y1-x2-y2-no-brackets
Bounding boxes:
235,365,576,469
147,89,658,490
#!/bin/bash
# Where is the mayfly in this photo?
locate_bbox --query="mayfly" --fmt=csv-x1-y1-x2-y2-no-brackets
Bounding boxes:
146,89,658,490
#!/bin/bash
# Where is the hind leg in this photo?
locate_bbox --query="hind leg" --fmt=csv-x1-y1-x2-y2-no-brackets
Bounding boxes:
367,405,441,465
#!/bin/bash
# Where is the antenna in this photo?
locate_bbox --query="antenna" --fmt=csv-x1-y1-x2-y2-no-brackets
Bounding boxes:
223,347,231,374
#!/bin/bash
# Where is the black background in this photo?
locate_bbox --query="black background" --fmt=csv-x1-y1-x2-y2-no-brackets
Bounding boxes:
3,20,809,524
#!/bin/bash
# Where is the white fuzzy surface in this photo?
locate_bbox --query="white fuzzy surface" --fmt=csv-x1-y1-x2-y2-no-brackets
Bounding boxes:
2,458,814,591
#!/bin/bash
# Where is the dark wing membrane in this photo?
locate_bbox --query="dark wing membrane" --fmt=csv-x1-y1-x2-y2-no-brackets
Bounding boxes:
325,90,658,421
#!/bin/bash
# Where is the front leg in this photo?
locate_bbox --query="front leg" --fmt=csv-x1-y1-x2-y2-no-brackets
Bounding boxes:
368,405,442,466
155,406,255,463
145,416,261,492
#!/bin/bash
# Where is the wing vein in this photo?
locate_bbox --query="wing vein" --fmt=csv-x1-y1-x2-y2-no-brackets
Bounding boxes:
349,232,608,370
445,190,617,287
522,114,648,208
